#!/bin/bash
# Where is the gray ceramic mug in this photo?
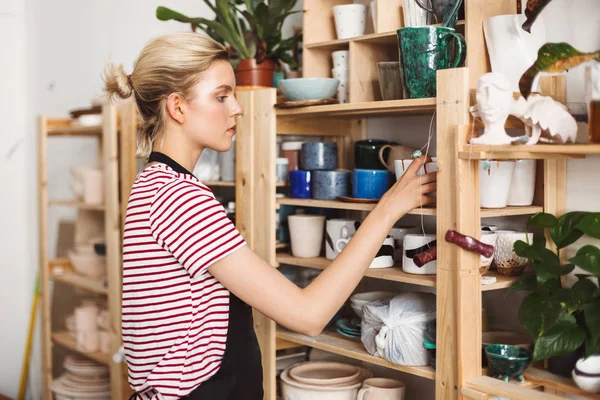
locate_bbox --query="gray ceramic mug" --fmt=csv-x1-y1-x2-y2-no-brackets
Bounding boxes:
312,170,351,200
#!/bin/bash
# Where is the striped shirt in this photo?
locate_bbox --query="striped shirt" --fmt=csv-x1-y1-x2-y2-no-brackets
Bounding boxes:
122,162,246,399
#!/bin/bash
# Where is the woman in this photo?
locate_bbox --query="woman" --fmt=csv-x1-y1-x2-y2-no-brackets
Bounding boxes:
104,32,436,400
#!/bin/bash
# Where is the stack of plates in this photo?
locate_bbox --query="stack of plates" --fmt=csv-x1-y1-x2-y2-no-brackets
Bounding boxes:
50,355,110,400
335,318,361,339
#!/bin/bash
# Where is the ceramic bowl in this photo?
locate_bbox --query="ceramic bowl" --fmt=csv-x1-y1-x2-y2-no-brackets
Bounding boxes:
279,78,340,101
481,331,533,367
485,344,532,383
301,142,338,171
289,362,360,386
350,291,396,319
572,355,600,393
312,170,351,200
68,249,106,279
280,366,371,400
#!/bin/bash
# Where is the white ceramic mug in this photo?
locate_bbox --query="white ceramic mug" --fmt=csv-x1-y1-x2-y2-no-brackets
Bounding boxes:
289,215,326,258
480,160,516,208
389,226,420,260
507,160,536,206
332,50,350,70
358,378,406,400
337,236,395,268
326,219,359,260
483,14,546,92
403,234,436,274
395,158,437,180
333,4,367,39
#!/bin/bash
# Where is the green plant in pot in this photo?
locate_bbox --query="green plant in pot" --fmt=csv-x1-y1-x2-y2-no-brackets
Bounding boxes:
509,212,600,376
156,0,302,87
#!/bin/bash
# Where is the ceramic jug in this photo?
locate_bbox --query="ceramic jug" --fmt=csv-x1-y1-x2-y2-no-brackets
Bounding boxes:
414,0,463,26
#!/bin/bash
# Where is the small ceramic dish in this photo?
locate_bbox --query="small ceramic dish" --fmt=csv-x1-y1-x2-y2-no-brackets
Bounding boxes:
485,344,532,382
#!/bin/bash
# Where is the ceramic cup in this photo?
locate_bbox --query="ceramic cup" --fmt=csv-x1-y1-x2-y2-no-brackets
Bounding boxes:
479,231,498,274
480,160,516,208
378,145,416,172
301,142,338,170
507,160,536,206
312,170,351,200
403,234,437,274
353,169,392,200
494,231,533,276
355,139,390,170
289,214,326,258
289,170,312,199
332,50,350,70
389,226,421,260
377,62,404,101
397,26,466,98
333,4,368,39
358,378,406,400
276,158,289,183
325,219,360,260
394,158,437,180
337,236,395,268
572,354,600,394
331,67,350,103
219,139,236,182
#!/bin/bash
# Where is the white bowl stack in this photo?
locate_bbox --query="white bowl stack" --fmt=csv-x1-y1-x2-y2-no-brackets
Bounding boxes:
332,50,350,103
50,355,110,400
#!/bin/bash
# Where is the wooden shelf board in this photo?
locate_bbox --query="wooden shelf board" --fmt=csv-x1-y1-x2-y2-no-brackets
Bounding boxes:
459,144,600,160
47,125,102,137
49,200,105,211
275,98,436,118
481,273,519,291
276,253,436,287
276,328,436,379
276,338,304,351
52,331,110,366
523,367,600,400
52,272,108,295
277,197,542,217
203,181,236,187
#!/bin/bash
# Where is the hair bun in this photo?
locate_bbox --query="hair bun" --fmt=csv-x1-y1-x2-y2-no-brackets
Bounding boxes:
103,62,134,99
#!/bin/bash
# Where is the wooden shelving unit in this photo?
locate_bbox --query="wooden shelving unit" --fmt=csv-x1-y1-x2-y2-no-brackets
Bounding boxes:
39,102,137,399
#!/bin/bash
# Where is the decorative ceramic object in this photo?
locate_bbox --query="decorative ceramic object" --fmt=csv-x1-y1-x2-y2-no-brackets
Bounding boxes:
480,160,516,208
494,231,534,276
479,231,497,274
402,0,430,27
511,94,578,145
572,354,600,394
413,0,462,26
403,234,437,274
397,26,466,99
279,78,340,101
325,219,359,260
288,214,326,258
483,14,546,93
333,4,368,39
485,344,532,383
470,73,515,145
312,170,351,200
301,142,338,170
377,62,403,101
507,160,536,206
358,378,406,400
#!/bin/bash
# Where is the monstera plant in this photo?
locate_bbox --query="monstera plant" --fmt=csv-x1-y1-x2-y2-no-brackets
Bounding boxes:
518,0,600,98
509,212,600,362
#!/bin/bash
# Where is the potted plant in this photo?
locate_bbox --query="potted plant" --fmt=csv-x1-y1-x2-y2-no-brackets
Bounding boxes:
509,211,600,376
156,0,303,88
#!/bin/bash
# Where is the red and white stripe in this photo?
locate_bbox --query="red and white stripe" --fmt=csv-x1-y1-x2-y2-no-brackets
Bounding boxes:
122,164,245,399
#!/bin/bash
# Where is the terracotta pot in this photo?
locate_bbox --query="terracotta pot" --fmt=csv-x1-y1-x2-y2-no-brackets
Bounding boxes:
235,58,275,88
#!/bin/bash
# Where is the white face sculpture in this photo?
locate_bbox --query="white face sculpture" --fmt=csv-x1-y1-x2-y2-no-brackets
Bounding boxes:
476,73,513,125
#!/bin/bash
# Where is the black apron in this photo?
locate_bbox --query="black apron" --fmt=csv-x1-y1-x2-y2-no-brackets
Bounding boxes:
128,152,263,400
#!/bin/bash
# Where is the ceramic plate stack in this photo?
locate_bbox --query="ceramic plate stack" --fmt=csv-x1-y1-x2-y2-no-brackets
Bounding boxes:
335,318,361,339
50,355,110,400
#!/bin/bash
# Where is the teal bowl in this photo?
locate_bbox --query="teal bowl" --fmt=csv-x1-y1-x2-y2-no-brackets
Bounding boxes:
485,344,532,383
278,78,340,101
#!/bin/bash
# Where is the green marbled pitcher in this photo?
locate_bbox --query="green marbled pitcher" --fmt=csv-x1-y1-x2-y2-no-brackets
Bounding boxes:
397,26,466,99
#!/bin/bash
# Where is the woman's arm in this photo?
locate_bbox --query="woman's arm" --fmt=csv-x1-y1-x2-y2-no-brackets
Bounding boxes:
209,156,436,337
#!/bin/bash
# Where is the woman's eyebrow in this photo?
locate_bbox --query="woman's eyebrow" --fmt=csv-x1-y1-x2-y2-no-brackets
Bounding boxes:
215,84,233,92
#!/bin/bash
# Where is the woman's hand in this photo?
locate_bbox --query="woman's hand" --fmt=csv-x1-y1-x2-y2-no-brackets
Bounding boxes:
376,155,437,223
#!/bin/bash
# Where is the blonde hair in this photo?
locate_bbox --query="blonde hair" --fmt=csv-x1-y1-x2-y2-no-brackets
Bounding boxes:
103,32,229,158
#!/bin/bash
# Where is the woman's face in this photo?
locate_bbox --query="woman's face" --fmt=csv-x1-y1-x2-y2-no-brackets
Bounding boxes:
182,60,243,152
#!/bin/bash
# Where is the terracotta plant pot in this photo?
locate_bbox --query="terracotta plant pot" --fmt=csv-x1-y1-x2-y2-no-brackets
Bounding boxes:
235,58,275,88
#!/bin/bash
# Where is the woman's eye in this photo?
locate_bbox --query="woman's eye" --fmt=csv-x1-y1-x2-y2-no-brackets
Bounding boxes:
217,96,227,102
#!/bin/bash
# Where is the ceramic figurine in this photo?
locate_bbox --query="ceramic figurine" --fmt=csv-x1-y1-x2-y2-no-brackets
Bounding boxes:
469,73,515,145
511,94,578,145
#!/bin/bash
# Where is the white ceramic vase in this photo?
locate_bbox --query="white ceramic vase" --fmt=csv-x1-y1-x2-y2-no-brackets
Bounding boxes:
494,231,533,276
289,215,326,258
333,4,368,39
573,354,600,394
480,160,516,208
507,160,536,206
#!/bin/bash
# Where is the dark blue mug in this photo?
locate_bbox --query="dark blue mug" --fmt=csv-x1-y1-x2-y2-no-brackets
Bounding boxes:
289,170,312,199
353,169,392,199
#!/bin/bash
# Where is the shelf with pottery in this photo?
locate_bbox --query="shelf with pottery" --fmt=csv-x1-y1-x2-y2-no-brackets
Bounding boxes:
48,199,106,211
51,331,111,366
275,253,518,291
276,328,437,380
51,272,108,295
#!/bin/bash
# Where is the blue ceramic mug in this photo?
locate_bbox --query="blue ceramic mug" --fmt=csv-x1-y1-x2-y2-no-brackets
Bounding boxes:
289,170,312,199
353,169,392,199
301,142,338,170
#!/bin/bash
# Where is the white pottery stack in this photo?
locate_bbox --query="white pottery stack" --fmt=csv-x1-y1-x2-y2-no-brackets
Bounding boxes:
332,50,350,103
67,301,111,354
50,355,110,400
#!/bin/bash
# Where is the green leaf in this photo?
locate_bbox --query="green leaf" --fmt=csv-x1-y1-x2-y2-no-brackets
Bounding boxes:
519,293,562,338
520,44,600,98
569,245,600,276
514,240,538,260
585,336,600,357
522,0,554,33
509,274,537,294
572,278,598,308
529,212,559,228
533,313,586,361
156,6,205,25
551,212,589,249
584,298,600,341
534,263,575,284
576,213,600,240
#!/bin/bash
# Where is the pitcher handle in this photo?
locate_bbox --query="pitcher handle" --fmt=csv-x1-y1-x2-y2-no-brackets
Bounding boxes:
378,144,392,169
413,0,437,21
357,387,371,400
447,31,466,68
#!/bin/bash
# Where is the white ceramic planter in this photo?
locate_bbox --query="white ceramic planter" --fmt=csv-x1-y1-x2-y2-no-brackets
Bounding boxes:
289,215,326,258
573,354,600,394
333,4,368,39
402,234,436,274
493,231,533,276
507,160,536,206
480,160,516,208
483,14,546,92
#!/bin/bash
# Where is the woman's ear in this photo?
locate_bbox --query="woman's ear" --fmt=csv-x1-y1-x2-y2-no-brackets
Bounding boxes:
166,93,185,124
